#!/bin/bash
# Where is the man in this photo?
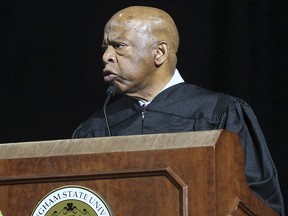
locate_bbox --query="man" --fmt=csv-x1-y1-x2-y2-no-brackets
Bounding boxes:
72,6,285,215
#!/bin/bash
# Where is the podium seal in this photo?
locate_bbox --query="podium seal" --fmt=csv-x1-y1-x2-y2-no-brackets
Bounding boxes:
31,185,114,216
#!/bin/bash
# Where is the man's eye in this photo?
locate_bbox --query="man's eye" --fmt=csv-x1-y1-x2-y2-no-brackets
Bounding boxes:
114,43,125,49
101,43,126,53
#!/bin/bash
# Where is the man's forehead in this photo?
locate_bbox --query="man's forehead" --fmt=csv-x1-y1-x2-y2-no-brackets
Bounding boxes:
105,18,153,35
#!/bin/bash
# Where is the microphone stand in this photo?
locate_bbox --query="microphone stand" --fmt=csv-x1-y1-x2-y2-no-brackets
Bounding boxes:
103,86,116,136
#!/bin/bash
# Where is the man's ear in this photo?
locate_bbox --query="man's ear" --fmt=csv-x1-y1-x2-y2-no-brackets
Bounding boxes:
154,41,168,66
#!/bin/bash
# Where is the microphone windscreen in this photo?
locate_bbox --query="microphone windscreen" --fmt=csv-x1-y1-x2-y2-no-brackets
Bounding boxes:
106,86,117,97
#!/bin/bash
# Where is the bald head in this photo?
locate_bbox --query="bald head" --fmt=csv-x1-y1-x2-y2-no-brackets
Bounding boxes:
102,6,180,101
106,6,179,54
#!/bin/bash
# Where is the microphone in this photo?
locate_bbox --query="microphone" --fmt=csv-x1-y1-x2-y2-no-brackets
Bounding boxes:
103,86,116,136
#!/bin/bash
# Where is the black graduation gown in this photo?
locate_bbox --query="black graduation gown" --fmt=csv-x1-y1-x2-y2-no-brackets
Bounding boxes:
73,82,285,215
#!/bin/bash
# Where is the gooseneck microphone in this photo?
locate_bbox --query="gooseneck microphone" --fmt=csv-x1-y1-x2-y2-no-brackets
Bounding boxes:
103,86,116,136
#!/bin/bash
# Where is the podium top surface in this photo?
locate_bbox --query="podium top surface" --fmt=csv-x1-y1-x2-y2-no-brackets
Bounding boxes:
0,130,227,159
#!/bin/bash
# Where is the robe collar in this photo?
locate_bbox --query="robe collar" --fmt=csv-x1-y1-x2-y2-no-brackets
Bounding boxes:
138,68,185,106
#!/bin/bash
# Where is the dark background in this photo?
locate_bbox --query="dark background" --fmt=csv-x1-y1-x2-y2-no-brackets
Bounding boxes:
1,0,287,211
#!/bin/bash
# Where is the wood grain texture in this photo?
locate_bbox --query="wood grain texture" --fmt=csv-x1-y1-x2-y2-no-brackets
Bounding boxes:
0,130,278,215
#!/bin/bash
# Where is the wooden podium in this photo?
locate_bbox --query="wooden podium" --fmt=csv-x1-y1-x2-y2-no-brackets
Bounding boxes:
0,130,278,215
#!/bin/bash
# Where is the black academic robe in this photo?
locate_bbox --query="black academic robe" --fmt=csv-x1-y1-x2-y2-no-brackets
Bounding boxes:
73,82,285,215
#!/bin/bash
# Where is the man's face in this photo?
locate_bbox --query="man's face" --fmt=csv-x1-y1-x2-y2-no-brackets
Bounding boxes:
102,18,158,99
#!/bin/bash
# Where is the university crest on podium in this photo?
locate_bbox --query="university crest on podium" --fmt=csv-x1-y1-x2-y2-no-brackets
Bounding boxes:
31,185,114,216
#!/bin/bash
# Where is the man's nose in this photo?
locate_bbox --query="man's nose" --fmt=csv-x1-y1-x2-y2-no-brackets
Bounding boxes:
102,46,116,63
